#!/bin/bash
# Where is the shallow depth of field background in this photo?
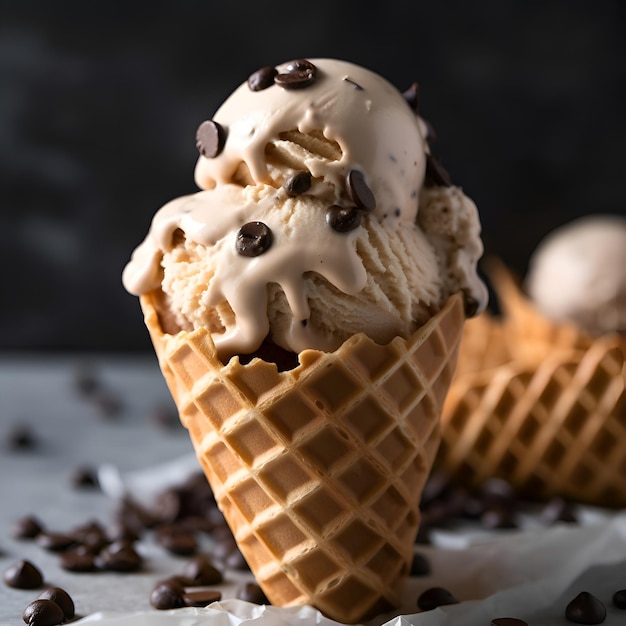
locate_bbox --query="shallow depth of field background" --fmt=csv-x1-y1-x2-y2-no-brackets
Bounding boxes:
1,0,625,351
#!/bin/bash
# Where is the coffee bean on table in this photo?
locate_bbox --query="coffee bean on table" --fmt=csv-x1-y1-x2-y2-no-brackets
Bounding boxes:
3,559,44,589
22,599,65,626
12,515,44,539
613,589,626,609
38,587,75,620
565,591,606,624
59,548,98,572
326,205,362,233
417,587,459,611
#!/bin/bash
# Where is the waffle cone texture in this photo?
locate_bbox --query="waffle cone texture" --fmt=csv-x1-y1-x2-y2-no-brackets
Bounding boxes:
439,263,626,508
140,292,465,623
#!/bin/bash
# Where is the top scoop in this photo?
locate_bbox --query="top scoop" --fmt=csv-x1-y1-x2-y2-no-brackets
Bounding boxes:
123,59,488,361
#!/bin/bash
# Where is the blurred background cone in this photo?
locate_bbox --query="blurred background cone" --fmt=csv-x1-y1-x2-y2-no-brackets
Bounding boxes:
140,292,465,623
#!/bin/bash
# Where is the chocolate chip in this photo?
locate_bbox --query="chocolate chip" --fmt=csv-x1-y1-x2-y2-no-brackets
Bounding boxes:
22,599,65,626
410,552,431,576
6,424,37,450
346,170,376,211
150,579,185,610
98,541,142,572
183,555,223,585
417,587,459,611
275,59,317,89
196,120,226,158
3,559,43,589
284,171,312,196
237,582,269,605
565,591,606,624
402,82,420,112
236,222,273,257
326,205,362,233
248,66,277,91
613,590,626,609
38,587,75,620
491,619,529,626
12,515,44,540
424,154,452,187
59,548,98,572
36,532,76,552
183,589,222,607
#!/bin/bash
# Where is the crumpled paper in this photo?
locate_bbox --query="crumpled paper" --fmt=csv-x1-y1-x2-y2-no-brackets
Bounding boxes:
85,455,626,626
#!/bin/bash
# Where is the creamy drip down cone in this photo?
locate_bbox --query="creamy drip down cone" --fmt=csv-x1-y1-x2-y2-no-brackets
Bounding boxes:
123,59,487,622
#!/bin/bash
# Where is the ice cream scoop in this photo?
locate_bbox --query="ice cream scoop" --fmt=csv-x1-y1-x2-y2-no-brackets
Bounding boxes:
123,58,487,362
525,214,626,337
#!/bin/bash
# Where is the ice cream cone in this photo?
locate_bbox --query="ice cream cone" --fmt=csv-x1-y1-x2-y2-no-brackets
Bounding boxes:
140,291,465,623
438,261,626,508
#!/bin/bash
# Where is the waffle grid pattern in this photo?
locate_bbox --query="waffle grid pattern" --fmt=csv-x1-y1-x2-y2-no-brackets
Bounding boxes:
142,293,465,623
439,275,626,507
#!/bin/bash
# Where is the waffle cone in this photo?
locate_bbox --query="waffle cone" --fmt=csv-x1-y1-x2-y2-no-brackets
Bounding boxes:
439,262,626,507
140,292,465,623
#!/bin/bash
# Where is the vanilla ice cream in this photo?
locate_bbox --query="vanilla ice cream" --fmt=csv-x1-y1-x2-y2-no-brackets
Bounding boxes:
123,59,487,362
525,214,626,336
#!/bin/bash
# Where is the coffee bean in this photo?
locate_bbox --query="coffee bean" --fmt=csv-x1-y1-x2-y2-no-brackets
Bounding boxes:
36,532,76,552
491,619,529,626
183,555,223,585
346,170,376,211
410,552,431,576
565,591,606,624
183,589,222,607
22,599,65,626
417,586,459,611
248,66,277,91
275,59,317,89
402,82,420,112
38,587,75,620
613,589,626,609
150,579,185,610
237,582,269,605
236,222,273,257
424,154,452,187
3,560,43,589
196,120,226,158
284,171,312,196
326,205,362,233
12,515,44,540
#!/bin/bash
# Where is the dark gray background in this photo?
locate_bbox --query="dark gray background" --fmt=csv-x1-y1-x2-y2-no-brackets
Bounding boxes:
2,0,625,351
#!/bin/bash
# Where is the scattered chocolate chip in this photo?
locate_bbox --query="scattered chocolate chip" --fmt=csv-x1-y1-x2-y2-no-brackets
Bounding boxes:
98,541,142,572
613,590,626,609
417,586,459,611
346,170,376,211
6,424,37,450
541,497,578,524
150,579,185,610
284,171,312,196
402,82,420,112
410,552,431,576
59,548,98,572
343,76,363,90
69,465,100,490
326,205,362,233
183,588,222,607
565,591,606,624
69,520,109,551
38,587,75,620
237,582,269,605
155,525,198,556
236,222,273,257
3,559,44,589
248,66,277,91
196,120,226,158
424,154,452,187
12,515,44,540
22,599,65,626
275,59,317,89
36,532,76,552
491,619,529,626
183,555,223,585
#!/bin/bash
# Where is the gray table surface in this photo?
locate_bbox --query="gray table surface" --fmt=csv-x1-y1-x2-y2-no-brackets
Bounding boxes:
0,353,254,625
